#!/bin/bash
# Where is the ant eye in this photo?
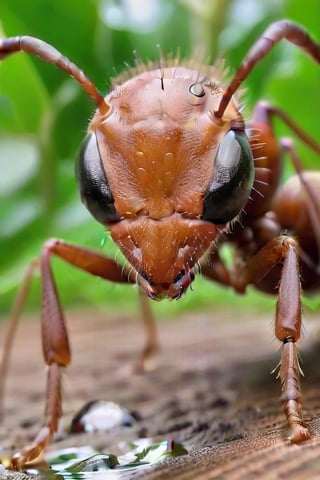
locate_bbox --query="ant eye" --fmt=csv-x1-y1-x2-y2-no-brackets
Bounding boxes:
76,133,120,225
202,130,254,224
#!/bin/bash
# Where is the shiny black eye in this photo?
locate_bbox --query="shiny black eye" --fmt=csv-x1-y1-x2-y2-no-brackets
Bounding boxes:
202,129,254,224
76,133,120,225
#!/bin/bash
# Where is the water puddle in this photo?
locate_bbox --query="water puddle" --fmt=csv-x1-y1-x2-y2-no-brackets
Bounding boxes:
1,440,187,479
1,401,188,478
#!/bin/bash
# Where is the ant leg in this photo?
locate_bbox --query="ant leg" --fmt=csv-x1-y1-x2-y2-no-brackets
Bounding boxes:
135,290,159,372
0,260,39,420
231,235,310,442
275,237,310,442
200,249,231,287
8,238,137,468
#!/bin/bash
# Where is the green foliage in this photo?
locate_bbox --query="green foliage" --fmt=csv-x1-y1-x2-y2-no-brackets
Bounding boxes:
0,0,319,317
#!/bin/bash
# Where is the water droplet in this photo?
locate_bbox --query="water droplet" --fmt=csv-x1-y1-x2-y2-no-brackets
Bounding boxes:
70,401,136,433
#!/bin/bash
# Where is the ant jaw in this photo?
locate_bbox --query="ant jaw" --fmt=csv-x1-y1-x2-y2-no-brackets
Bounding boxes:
169,269,195,300
110,214,218,301
138,269,195,301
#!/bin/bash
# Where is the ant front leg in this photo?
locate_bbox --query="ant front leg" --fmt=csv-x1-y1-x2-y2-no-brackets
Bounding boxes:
6,238,143,468
274,238,310,443
233,235,310,442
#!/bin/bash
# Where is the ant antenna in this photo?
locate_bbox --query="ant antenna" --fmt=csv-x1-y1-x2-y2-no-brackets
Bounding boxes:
0,36,111,116
215,20,320,119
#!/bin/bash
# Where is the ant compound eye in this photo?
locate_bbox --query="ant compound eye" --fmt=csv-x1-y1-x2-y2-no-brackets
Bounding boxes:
202,130,254,224
189,82,205,97
76,133,120,225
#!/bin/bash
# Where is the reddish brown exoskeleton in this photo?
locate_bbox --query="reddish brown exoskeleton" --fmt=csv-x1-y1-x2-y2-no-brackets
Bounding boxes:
0,20,320,468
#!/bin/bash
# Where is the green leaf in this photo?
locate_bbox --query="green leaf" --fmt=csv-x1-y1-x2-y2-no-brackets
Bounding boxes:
0,6,51,133
65,454,119,473
130,440,188,465
0,53,50,133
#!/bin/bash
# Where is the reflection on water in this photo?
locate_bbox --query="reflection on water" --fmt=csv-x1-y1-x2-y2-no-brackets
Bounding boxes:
25,439,188,479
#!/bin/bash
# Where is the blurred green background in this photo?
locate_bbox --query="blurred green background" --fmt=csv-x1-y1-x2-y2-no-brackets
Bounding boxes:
0,0,319,320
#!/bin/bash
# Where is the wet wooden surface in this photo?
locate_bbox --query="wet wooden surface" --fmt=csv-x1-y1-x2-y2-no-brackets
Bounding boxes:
1,305,320,479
